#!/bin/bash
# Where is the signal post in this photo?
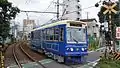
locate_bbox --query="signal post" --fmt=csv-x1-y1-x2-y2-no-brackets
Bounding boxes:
103,0,117,53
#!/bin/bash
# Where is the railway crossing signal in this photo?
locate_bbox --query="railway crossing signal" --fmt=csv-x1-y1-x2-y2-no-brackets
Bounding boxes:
103,3,117,14
102,2,118,52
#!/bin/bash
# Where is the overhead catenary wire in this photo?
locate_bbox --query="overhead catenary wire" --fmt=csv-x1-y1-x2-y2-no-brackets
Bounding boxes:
59,5,95,19
25,0,31,4
20,10,57,14
45,5,98,23
43,0,55,12
36,0,55,23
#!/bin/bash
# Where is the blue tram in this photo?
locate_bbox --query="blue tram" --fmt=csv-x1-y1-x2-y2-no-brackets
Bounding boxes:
30,20,88,63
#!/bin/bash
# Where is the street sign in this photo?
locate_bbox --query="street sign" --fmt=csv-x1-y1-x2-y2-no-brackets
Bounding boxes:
116,27,120,39
103,3,117,14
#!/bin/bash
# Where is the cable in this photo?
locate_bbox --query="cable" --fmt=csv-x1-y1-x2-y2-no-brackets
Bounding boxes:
37,0,55,22
45,16,57,24
25,0,31,4
60,5,95,19
43,0,55,12
39,5,96,27
68,6,94,15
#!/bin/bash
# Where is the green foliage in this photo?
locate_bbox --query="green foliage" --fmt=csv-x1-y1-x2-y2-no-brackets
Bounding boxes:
95,57,120,68
88,36,99,51
0,0,20,43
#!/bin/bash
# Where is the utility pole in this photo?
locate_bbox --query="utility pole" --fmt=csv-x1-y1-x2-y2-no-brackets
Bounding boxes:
57,0,59,20
86,12,89,19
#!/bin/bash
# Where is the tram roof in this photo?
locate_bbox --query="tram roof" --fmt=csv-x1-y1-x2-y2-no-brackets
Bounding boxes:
32,20,87,31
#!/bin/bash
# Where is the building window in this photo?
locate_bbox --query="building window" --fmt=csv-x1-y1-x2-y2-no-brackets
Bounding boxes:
66,11,69,14
77,0,80,2
96,24,99,27
94,33,97,38
76,5,80,9
93,26,95,28
76,18,80,21
88,26,90,28
77,12,80,14
66,5,68,8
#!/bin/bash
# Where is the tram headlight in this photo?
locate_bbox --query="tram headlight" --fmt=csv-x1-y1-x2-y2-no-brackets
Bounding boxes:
76,48,79,51
81,48,85,51
70,48,74,51
66,48,69,50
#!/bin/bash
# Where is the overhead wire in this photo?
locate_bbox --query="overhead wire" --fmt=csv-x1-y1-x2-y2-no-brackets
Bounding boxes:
59,5,95,20
45,16,57,24
25,0,31,4
43,5,95,26
37,0,55,24
45,6,95,24
43,0,55,12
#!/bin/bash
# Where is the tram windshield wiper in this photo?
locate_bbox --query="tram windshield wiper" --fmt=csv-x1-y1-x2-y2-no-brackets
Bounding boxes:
70,32,78,43
72,38,79,43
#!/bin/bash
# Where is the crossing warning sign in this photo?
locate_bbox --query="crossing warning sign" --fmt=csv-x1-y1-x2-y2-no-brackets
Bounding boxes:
103,3,117,14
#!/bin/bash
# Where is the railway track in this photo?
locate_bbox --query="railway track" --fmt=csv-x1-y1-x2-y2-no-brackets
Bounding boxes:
6,42,77,68
5,43,31,67
12,44,23,68
19,43,46,68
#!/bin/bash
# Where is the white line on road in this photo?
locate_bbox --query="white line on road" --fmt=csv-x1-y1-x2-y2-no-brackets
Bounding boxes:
88,47,105,53
78,58,100,68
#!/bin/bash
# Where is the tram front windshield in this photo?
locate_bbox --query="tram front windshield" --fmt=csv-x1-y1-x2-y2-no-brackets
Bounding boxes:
67,27,86,43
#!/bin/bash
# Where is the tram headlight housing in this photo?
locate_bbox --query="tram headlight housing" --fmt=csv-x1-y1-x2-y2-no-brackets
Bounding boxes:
81,48,85,51
66,48,69,50
70,48,74,51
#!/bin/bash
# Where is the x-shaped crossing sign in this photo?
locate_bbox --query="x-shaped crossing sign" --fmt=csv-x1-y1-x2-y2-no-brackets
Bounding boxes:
103,3,117,14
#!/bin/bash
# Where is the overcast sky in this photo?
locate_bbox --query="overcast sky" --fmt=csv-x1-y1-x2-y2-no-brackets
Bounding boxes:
8,0,118,26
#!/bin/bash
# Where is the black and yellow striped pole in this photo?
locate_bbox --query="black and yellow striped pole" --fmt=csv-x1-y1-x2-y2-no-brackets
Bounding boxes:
0,45,5,68
0,51,5,68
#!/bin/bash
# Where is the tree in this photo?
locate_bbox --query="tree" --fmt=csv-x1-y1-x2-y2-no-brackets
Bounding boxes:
0,0,20,44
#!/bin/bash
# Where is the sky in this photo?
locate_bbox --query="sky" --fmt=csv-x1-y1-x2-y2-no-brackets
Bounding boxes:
8,0,118,26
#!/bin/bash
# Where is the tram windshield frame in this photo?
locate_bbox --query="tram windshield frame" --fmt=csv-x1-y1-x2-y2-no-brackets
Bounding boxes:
66,27,86,43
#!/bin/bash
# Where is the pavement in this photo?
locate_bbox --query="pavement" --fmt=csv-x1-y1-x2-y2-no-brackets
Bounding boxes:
7,47,105,68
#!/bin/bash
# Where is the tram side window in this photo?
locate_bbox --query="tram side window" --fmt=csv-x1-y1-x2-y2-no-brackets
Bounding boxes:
35,31,39,39
54,28,59,41
31,32,34,39
59,28,64,41
39,30,41,39
36,31,39,39
46,29,49,40
33,32,36,39
34,31,37,39
50,28,54,40
43,30,46,41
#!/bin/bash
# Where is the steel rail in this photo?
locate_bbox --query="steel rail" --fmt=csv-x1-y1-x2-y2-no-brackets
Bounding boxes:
19,44,46,68
13,45,23,68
